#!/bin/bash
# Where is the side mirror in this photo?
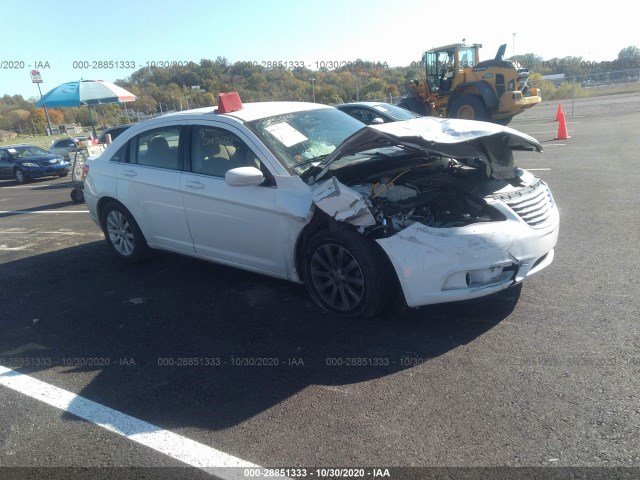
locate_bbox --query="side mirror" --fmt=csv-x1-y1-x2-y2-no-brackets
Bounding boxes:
371,117,385,125
225,166,264,187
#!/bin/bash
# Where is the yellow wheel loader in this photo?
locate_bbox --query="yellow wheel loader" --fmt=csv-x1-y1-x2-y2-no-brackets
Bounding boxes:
399,43,541,125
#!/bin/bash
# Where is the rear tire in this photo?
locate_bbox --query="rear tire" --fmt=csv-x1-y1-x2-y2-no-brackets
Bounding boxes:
100,201,150,263
70,188,84,203
448,94,488,121
301,229,390,318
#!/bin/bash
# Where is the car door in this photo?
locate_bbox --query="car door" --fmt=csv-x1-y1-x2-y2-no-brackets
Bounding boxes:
0,149,12,178
116,122,194,253
51,139,75,158
180,121,301,278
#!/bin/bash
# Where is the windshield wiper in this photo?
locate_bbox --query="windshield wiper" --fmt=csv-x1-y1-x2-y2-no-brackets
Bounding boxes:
293,154,329,171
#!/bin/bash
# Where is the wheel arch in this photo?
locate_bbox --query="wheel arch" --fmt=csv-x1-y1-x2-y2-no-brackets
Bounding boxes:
96,197,144,238
294,207,332,282
294,208,407,311
98,197,151,263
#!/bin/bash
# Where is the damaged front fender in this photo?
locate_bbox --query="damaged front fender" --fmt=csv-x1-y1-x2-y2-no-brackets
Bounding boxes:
312,177,376,226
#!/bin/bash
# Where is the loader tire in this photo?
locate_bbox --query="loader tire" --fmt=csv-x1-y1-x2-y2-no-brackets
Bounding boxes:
448,94,488,121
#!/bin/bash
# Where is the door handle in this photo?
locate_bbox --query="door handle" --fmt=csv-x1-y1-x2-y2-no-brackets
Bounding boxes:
121,170,137,177
184,181,205,189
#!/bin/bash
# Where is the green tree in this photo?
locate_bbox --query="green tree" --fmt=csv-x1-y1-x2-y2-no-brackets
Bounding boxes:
9,109,30,133
617,46,640,63
359,78,387,101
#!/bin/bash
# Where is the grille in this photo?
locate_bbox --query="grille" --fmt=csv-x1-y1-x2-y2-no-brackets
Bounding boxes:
497,180,554,228
37,159,59,167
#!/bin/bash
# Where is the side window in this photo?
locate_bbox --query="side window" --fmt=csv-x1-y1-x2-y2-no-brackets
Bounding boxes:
132,126,182,170
352,108,378,124
110,144,127,163
458,47,476,69
347,108,365,123
190,125,260,178
0,150,9,159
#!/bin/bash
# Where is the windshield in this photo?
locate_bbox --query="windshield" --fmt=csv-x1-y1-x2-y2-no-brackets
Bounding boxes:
7,145,49,157
247,107,364,174
372,104,420,121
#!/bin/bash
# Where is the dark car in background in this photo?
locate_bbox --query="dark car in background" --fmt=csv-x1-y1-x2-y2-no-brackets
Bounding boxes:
0,145,69,184
335,101,422,125
98,124,135,145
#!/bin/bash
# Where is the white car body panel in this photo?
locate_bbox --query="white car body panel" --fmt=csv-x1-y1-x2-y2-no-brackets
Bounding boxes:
312,177,376,226
117,163,194,253
376,206,559,307
181,171,299,278
319,116,542,181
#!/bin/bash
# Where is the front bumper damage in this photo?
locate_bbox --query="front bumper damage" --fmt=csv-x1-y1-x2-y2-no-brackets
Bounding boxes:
375,214,558,308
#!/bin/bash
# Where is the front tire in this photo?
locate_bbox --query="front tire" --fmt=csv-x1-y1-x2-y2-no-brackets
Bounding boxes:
301,229,390,318
448,94,488,121
100,201,150,263
14,168,26,184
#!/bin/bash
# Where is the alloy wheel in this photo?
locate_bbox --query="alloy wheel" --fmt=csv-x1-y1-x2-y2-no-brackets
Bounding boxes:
106,210,135,257
310,244,365,311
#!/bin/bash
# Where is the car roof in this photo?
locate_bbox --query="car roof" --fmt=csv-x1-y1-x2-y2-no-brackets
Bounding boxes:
104,124,134,131
2,144,38,149
160,101,332,123
335,102,390,108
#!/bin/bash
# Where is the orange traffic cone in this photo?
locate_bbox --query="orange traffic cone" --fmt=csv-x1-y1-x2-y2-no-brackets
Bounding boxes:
555,103,563,121
555,111,570,139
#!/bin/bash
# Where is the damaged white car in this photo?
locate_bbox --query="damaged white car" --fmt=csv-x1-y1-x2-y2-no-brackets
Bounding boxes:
84,93,559,317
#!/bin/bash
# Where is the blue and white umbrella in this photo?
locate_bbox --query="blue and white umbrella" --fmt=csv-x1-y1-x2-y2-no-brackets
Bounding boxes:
36,80,136,135
36,79,136,107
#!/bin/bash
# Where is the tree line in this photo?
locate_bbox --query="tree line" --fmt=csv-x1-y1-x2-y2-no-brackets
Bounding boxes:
1,46,638,135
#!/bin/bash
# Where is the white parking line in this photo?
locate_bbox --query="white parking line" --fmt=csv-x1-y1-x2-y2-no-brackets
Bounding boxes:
0,366,266,479
0,210,88,214
0,230,87,235
1,184,52,189
526,168,552,171
512,120,582,127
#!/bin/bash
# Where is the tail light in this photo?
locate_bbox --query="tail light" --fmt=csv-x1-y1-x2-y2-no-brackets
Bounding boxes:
82,164,89,177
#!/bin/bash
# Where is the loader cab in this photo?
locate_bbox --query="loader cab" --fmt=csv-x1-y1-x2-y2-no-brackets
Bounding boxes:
424,44,479,94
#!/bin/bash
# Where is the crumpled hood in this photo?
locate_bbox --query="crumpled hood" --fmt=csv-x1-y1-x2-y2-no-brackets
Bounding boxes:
319,116,542,180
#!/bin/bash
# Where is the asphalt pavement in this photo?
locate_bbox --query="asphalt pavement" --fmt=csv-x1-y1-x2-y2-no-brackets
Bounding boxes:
1,93,639,480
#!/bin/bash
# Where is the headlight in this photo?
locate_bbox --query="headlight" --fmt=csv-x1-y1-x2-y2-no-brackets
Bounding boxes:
21,162,39,167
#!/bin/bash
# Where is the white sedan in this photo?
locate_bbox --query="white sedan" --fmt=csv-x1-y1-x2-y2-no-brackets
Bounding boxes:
84,92,559,317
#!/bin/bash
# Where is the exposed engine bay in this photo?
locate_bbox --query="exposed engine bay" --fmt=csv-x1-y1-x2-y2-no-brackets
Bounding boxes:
312,153,523,237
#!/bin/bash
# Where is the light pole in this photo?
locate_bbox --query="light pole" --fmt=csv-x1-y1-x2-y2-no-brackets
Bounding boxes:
512,32,516,58
310,78,316,103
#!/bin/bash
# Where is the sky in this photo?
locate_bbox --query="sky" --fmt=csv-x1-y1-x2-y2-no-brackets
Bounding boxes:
2,0,637,99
